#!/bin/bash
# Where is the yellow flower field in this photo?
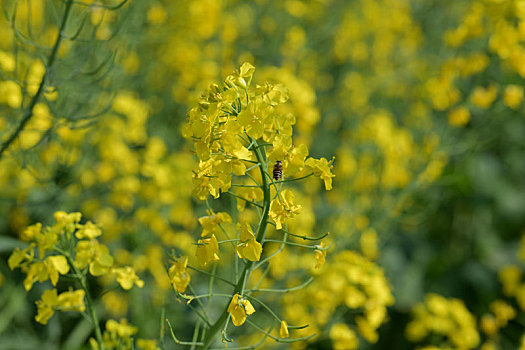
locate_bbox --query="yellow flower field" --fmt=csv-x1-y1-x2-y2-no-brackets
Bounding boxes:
1,0,525,349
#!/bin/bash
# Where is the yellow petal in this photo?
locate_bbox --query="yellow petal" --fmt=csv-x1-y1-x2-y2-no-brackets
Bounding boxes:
243,299,255,315
47,255,70,274
90,261,110,276
228,294,248,326
280,320,289,338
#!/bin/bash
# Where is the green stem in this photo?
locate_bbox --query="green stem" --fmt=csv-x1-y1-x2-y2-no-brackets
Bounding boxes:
187,265,235,286
246,277,313,294
226,191,263,208
61,251,105,349
198,139,271,349
0,0,74,160
267,222,329,241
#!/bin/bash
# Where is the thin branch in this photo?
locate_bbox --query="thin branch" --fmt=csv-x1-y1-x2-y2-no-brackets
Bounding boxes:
209,324,273,350
71,0,128,10
159,307,166,350
0,0,74,160
263,239,330,250
187,265,235,287
274,172,315,184
246,277,313,294
246,319,316,343
166,318,204,346
245,162,261,172
267,222,329,241
230,183,261,188
254,228,288,270
226,191,263,208
181,293,231,303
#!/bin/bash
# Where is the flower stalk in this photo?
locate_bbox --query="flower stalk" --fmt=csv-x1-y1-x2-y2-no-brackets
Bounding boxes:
198,139,271,349
61,249,105,350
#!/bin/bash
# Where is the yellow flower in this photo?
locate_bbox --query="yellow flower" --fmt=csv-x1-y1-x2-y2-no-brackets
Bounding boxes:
267,134,291,163
35,289,58,325
106,318,138,338
345,286,366,308
168,256,191,293
221,131,252,160
491,300,516,326
356,316,378,343
23,255,70,291
227,293,255,326
192,157,242,200
360,228,378,260
137,339,160,350
470,85,498,109
235,186,264,211
53,211,82,234
112,266,144,290
196,234,220,267
227,62,255,89
75,240,114,276
54,211,82,224
192,174,214,200
199,212,232,237
480,314,498,335
269,189,301,230
21,223,41,241
504,85,523,109
35,288,85,325
267,135,309,176
258,82,289,106
35,230,58,257
314,243,327,269
45,255,70,286
305,157,335,190
8,244,35,270
406,293,479,349
280,320,289,338
146,4,167,25
0,50,15,72
235,222,262,262
102,291,129,316
330,323,358,350
76,221,102,240
24,262,47,291
448,106,471,127
0,80,22,108
237,101,272,140
499,265,521,296
57,289,85,312
238,62,255,79
285,144,309,175
95,319,138,350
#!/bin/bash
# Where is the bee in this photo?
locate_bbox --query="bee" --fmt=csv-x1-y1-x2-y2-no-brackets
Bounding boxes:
272,161,283,180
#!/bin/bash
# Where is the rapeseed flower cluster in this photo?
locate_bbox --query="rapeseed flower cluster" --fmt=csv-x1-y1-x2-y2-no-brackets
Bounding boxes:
89,318,143,350
480,300,516,349
405,293,480,349
183,62,333,201
430,0,525,130
167,63,334,347
8,210,142,346
282,251,393,349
